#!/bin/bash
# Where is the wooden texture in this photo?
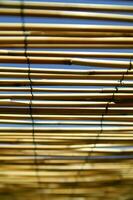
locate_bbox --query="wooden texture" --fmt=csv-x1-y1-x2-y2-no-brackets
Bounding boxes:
0,1,133,200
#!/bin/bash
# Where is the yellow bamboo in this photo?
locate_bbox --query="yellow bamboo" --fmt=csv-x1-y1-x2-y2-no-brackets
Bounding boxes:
1,1,133,12
0,49,132,59
2,43,133,48
0,56,132,69
1,8,133,22
0,23,133,32
1,31,133,37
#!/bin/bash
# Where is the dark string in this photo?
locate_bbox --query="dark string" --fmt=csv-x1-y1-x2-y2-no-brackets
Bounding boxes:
70,58,133,199
20,1,43,198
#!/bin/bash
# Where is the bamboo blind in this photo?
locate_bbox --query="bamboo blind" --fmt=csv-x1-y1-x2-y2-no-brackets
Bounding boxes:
0,0,133,200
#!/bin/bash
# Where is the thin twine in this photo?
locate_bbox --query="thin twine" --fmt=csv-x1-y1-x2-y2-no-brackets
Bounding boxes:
70,58,133,199
20,1,43,198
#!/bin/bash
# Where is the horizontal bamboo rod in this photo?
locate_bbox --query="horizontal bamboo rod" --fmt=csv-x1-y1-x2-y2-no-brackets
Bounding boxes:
1,31,133,37
0,170,125,178
1,132,133,137
0,99,132,108
0,87,132,93
1,138,131,145
1,36,133,45
0,79,132,87
0,143,130,149
0,23,133,32
0,144,132,152
0,118,132,126
1,8,133,22
0,107,132,115
0,66,133,74
0,144,132,150
0,155,132,161
1,1,133,12
1,49,133,59
0,93,133,101
1,161,131,170
0,119,132,126
1,178,128,184
0,126,133,132
2,43,133,48
0,56,132,69
0,114,132,122
1,133,133,138
0,170,129,178
0,72,133,80
0,152,131,159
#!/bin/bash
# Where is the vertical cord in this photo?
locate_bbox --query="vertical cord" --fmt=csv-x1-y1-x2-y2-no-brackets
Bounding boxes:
70,58,132,199
20,1,43,198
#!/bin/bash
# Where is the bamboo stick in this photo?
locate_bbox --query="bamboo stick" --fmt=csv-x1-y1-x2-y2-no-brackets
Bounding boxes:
1,8,133,22
0,93,133,101
1,31,133,37
0,87,132,93
0,23,133,32
0,66,133,74
0,114,132,122
0,154,132,161
0,126,133,132
0,161,131,170
0,107,132,115
1,1,133,12
1,49,133,59
0,99,132,108
0,72,133,80
0,56,132,69
0,79,132,87
2,43,133,48
0,36,133,45
1,132,133,137
0,144,132,152
0,119,132,126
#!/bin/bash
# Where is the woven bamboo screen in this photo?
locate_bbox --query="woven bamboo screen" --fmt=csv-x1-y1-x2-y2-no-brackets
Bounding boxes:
0,0,133,200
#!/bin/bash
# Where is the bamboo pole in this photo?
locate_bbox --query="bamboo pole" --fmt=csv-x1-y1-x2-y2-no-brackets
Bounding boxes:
0,144,133,152
0,99,132,107
1,8,133,22
0,161,131,170
0,36,133,45
0,119,132,126
0,23,133,32
0,154,132,161
1,31,133,37
0,114,132,122
0,72,133,80
0,107,132,115
0,56,132,69
0,92,133,101
0,87,132,93
0,126,133,133
2,43,133,48
1,1,133,12
0,49,133,59
0,79,132,87
0,133,133,139
0,66,133,74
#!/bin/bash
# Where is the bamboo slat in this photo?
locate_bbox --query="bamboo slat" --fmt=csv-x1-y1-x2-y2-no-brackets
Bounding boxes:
2,43,133,48
0,56,132,68
1,1,133,12
0,1,133,199
1,31,133,37
0,23,133,32
0,49,133,59
1,8,133,22
0,36,133,45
